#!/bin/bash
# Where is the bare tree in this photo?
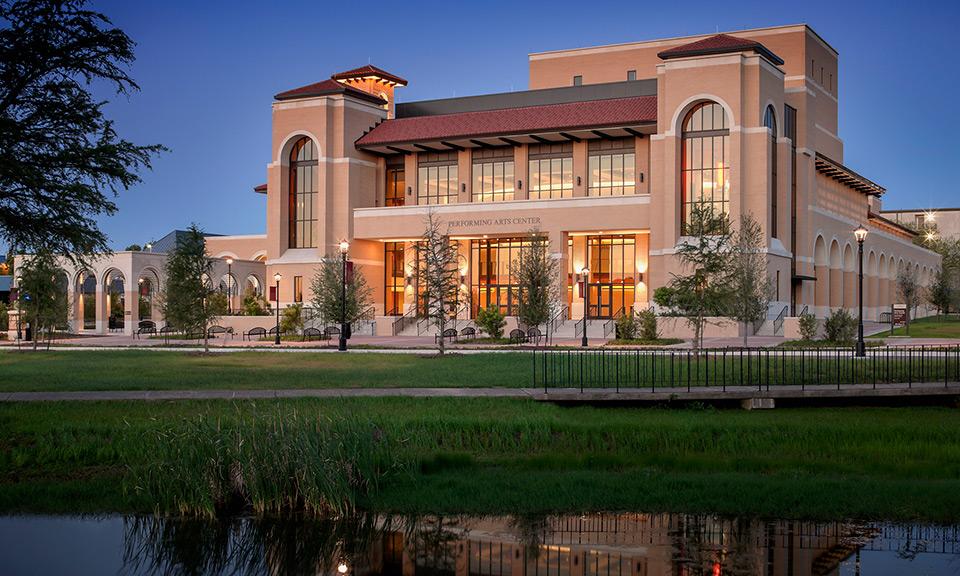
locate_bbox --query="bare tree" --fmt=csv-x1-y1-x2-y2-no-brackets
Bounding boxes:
729,213,773,346
897,266,922,336
416,213,461,354
516,230,558,329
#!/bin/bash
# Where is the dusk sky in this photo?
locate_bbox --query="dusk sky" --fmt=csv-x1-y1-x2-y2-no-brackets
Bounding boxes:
87,0,958,251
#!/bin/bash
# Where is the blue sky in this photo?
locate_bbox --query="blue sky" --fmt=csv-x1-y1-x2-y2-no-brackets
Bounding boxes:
85,0,958,250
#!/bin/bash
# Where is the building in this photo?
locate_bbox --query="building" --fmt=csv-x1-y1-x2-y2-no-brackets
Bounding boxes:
20,24,942,337
880,208,960,241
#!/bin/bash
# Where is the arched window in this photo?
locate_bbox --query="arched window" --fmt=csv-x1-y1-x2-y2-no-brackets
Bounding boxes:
288,137,318,248
681,102,729,231
764,105,778,239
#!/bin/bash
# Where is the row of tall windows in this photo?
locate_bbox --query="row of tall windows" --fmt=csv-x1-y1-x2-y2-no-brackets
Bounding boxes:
417,151,459,205
680,101,729,231
528,143,574,199
288,137,317,248
587,139,636,196
472,147,515,203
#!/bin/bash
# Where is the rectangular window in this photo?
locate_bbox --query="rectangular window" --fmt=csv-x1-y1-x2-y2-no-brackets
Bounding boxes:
588,139,635,196
384,242,405,316
472,147,514,203
293,276,302,303
627,70,636,81
573,75,582,86
471,237,530,317
417,151,459,205
385,160,405,207
585,235,636,319
528,142,573,200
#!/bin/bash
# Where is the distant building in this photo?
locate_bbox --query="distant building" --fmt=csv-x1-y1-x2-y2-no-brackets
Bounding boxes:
880,208,960,241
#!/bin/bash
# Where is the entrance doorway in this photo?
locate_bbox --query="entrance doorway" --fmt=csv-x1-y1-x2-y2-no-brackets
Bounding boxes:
586,235,636,319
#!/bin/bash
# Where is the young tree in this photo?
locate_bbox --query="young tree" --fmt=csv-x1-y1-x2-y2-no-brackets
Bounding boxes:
516,231,557,329
669,204,734,351
161,224,219,352
308,255,374,327
16,250,68,350
416,213,461,355
0,0,164,259
927,267,955,317
896,266,922,336
728,214,773,346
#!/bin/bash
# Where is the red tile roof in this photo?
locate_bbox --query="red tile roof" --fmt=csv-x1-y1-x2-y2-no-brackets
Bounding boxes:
253,183,267,194
657,33,784,65
331,64,407,86
274,78,387,105
356,96,657,147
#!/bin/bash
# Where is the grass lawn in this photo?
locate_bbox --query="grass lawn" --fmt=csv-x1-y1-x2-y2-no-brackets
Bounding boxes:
0,350,533,392
1,398,959,521
871,314,960,339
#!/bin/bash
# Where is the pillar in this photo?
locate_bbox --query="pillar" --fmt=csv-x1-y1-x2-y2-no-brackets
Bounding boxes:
815,265,828,317
94,284,105,333
550,230,569,316
829,266,841,312
126,288,138,335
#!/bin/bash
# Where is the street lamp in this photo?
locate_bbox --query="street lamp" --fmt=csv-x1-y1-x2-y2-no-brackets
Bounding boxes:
580,267,590,347
225,257,234,315
273,272,282,345
854,224,869,357
339,240,350,352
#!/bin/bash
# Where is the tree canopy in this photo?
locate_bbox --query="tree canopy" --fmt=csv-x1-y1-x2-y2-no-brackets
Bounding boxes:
0,0,163,258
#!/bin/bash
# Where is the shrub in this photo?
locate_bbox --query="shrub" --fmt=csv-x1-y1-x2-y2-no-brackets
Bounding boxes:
280,303,303,334
241,288,270,316
653,286,675,308
824,308,856,344
638,308,659,341
615,310,638,340
798,311,818,341
475,305,506,339
206,291,228,316
0,302,7,330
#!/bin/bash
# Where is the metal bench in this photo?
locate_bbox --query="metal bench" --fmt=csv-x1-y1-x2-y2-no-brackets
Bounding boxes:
509,329,528,344
526,327,543,346
302,327,328,342
207,325,232,338
134,320,157,339
436,328,458,344
324,326,341,340
243,327,267,341
459,326,477,339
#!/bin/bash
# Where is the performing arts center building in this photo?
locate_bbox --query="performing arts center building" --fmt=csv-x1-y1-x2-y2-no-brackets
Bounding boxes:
49,24,943,336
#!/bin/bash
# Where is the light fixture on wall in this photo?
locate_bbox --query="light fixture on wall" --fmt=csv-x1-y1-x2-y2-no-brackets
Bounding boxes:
638,272,645,283
639,173,644,183
517,180,523,190
461,183,466,193
576,176,582,186
406,186,412,196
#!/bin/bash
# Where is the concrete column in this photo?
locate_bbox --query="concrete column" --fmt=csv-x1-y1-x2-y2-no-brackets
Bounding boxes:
814,265,828,317
843,269,855,310
572,141,587,197
828,266,841,312
94,284,105,333
125,289,138,335
514,145,528,200
550,230,569,315
571,236,587,319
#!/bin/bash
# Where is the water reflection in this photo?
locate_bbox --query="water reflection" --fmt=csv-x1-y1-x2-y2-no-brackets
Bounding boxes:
1,513,959,576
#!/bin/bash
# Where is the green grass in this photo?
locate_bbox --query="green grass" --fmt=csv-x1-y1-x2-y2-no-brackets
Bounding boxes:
0,350,533,391
2,398,960,521
871,314,960,338
606,338,684,346
778,339,884,348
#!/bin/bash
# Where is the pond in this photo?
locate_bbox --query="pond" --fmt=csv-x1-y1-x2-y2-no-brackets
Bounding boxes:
1,513,958,575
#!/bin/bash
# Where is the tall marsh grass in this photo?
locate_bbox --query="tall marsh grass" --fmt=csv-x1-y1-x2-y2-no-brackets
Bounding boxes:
129,406,409,517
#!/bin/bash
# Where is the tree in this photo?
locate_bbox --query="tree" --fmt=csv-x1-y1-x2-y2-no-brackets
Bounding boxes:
896,266,922,336
516,231,557,329
125,244,142,252
0,0,164,259
241,287,270,316
160,224,219,352
16,250,68,349
927,267,955,317
728,214,773,346
308,255,374,326
416,213,461,354
668,204,734,351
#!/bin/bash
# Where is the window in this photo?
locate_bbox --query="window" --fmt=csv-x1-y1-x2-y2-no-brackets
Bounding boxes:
471,237,530,317
573,75,582,86
588,139,635,196
288,137,318,248
472,147,515,203
585,235,636,319
784,104,798,311
293,275,303,303
385,157,405,207
528,143,574,199
417,151,459,205
384,242,405,316
764,105,778,239
627,70,636,81
680,101,729,230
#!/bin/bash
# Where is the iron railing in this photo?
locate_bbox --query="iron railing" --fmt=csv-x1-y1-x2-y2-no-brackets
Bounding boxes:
603,307,625,339
531,346,960,393
391,306,418,336
547,305,568,344
773,305,788,336
574,317,588,339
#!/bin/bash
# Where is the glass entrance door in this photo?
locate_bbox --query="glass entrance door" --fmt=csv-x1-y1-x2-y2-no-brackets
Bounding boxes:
586,235,636,319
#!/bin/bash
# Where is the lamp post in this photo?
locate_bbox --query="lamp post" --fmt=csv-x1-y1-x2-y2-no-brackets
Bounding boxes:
225,257,234,315
854,225,868,357
580,268,590,347
273,272,282,345
339,240,350,352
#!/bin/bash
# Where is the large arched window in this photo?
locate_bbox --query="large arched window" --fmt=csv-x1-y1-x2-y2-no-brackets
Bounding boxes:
764,105,778,239
288,137,318,248
681,101,729,231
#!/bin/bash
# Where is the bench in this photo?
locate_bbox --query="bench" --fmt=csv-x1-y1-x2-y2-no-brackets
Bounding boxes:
207,325,232,338
302,327,328,342
509,329,528,344
436,327,458,344
526,327,543,346
243,326,267,341
459,326,476,339
134,320,157,339
324,326,341,340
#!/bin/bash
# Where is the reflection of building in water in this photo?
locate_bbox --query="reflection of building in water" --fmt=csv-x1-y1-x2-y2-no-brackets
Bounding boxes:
347,514,885,576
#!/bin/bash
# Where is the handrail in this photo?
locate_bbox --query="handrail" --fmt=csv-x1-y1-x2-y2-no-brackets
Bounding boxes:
391,306,418,336
799,305,809,317
574,316,590,339
773,304,789,336
603,307,625,339
547,304,568,344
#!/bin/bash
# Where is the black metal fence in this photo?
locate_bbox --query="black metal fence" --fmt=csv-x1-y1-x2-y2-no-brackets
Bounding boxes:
531,346,960,392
